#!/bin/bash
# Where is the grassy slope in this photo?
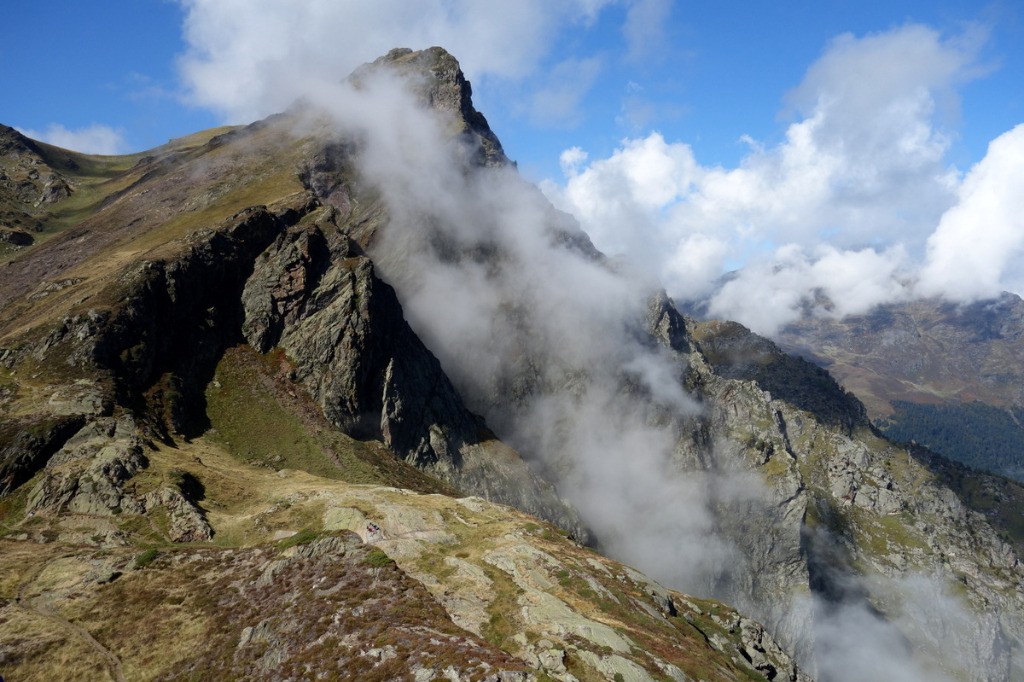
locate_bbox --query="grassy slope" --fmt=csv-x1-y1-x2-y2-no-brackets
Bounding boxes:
0,434,777,682
204,344,457,495
0,118,797,680
0,122,305,345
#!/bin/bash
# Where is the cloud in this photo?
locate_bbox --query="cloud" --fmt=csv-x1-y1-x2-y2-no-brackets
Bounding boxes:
544,23,1007,335
543,132,704,279
623,0,673,63
524,56,604,127
706,244,912,336
294,64,753,604
176,0,619,123
168,10,1012,678
16,123,127,155
339,69,1001,672
918,124,1024,301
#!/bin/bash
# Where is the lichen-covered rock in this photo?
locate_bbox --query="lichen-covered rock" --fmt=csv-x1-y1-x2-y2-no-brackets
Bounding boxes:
25,416,147,517
143,486,213,543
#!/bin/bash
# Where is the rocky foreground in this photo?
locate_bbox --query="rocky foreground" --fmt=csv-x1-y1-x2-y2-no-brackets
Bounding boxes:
0,422,805,681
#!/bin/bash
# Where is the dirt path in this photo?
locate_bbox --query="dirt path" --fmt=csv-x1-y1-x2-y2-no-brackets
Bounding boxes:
16,568,126,682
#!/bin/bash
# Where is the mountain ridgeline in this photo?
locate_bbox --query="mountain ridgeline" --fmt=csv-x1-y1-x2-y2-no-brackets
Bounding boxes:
1,47,1022,682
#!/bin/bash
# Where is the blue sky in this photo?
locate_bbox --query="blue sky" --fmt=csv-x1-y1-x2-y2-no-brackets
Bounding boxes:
4,1,1018,174
3,1,1023,332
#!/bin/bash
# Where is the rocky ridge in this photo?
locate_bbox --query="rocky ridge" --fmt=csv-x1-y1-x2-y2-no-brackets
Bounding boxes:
1,430,807,681
0,45,1022,681
0,124,73,246
677,317,1024,679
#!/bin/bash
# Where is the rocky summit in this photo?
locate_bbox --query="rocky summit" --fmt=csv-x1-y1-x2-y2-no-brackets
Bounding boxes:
1,47,1023,682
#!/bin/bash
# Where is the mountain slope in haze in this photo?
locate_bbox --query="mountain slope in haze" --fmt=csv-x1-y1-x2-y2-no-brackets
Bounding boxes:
0,46,1022,682
778,293,1024,481
0,47,808,682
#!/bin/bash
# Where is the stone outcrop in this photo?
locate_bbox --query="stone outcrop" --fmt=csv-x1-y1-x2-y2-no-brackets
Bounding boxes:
676,317,1024,680
244,218,477,465
241,211,586,537
20,415,213,544
26,416,147,517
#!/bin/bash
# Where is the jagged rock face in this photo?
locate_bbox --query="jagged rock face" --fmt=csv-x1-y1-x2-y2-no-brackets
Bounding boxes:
356,47,509,167
240,209,585,536
243,216,477,466
675,319,1024,680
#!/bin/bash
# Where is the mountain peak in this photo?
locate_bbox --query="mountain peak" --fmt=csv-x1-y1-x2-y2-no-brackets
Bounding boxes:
352,46,508,166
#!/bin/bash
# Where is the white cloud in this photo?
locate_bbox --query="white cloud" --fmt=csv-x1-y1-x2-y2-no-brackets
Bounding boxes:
558,146,589,176
707,244,912,336
918,124,1024,301
623,0,672,63
546,132,701,262
545,23,1010,334
17,123,127,155
177,0,619,123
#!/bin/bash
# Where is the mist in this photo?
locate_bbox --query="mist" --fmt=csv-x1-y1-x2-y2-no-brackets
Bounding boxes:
267,60,1002,679
296,69,743,594
171,3,1020,678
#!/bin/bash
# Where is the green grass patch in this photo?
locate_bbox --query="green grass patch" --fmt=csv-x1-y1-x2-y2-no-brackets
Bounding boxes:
204,345,456,495
205,346,354,480
364,547,395,568
278,528,318,550
134,548,160,569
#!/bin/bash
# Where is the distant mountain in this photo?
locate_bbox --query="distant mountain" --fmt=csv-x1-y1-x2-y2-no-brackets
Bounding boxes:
778,293,1024,481
2,47,1023,681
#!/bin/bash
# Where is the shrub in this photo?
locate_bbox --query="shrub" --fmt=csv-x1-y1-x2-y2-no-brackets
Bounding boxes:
365,548,394,567
135,548,160,569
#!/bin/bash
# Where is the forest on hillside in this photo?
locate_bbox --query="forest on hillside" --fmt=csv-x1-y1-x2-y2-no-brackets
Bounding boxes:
877,401,1024,483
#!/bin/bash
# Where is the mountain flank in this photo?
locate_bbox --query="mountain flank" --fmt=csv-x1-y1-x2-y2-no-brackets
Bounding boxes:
779,293,1024,481
0,46,1022,681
